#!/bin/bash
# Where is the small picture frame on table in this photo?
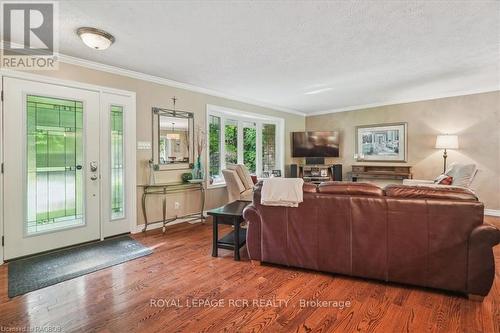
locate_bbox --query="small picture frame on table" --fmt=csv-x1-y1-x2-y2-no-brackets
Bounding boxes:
271,169,282,177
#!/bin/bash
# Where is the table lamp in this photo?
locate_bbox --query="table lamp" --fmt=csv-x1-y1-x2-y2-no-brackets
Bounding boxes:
435,134,459,173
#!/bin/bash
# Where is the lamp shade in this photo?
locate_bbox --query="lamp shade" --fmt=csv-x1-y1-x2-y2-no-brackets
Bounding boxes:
166,133,180,140
435,134,459,149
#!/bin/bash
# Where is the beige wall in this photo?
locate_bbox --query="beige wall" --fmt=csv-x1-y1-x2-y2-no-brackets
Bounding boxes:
306,91,500,210
33,62,305,226
27,62,499,218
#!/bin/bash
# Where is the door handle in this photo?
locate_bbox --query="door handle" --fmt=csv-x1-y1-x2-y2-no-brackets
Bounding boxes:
90,174,98,181
90,161,98,172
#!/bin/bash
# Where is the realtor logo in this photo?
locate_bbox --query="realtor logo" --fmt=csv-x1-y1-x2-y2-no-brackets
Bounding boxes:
1,1,59,69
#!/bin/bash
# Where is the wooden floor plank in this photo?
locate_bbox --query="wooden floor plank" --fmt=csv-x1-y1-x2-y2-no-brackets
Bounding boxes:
0,217,498,332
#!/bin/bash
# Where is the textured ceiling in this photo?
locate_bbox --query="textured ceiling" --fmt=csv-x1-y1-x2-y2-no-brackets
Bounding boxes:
36,1,500,114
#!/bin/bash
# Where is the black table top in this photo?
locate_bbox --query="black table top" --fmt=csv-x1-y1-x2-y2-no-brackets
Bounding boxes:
207,200,251,217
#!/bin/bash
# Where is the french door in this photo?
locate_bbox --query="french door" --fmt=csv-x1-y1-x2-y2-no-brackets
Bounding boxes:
2,77,134,260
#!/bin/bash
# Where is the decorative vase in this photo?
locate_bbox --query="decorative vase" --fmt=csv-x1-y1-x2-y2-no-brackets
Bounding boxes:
149,162,156,185
191,156,204,180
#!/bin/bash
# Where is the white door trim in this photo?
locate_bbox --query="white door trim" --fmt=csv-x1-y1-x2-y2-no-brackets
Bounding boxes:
0,69,134,97
0,76,3,264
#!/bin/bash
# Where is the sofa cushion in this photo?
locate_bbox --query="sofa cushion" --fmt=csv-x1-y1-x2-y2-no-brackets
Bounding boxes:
303,183,318,193
439,176,453,185
385,184,478,201
318,182,384,196
434,174,453,185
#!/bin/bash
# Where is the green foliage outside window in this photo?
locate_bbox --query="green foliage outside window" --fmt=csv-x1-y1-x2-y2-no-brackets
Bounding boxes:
208,115,275,178
208,116,221,177
243,127,256,173
26,95,84,231
225,124,238,165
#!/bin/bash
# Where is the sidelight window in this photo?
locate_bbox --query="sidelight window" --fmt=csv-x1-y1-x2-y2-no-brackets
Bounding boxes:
110,105,125,220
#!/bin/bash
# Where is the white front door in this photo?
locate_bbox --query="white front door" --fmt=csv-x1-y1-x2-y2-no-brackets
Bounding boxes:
3,77,101,260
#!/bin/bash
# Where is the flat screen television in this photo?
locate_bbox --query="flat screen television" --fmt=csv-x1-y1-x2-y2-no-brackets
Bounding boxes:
292,131,340,157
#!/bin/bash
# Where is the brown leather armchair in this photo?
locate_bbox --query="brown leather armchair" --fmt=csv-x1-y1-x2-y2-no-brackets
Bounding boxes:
243,182,500,300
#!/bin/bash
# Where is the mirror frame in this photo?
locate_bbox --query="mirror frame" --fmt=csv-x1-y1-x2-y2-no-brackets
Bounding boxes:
152,107,194,170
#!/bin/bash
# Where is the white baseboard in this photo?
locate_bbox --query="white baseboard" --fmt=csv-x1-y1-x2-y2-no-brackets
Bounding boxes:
485,209,500,217
133,211,209,233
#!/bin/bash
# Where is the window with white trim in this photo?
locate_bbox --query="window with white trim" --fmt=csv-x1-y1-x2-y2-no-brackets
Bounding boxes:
207,106,284,185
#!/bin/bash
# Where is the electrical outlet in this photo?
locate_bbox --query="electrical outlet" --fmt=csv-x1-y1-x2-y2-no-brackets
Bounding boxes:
137,141,152,150
174,202,180,210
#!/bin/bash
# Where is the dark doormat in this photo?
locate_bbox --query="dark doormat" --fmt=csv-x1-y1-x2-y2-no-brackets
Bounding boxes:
8,235,153,298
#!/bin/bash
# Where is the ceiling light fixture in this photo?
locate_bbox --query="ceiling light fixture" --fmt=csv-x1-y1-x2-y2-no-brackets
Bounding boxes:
77,27,115,50
166,122,180,140
304,87,334,95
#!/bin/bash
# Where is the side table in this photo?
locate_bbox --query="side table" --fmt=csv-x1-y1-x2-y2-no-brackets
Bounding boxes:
207,200,251,261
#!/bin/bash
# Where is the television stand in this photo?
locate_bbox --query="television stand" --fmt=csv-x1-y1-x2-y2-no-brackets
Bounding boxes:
298,164,342,183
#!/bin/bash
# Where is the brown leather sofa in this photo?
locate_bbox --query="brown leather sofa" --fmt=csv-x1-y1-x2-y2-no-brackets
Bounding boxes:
243,181,500,299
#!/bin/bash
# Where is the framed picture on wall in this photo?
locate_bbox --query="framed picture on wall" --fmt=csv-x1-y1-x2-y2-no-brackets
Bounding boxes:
355,122,407,162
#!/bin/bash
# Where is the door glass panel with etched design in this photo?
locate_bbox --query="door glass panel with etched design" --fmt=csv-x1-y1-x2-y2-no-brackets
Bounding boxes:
26,95,84,234
110,105,124,220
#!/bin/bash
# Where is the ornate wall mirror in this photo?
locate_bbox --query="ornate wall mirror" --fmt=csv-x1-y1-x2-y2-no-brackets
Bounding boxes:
151,103,194,170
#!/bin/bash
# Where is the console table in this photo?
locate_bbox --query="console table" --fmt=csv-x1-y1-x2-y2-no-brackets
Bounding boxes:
139,182,205,233
349,165,412,181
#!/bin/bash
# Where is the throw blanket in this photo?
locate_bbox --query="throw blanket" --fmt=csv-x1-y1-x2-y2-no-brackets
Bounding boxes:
261,178,304,207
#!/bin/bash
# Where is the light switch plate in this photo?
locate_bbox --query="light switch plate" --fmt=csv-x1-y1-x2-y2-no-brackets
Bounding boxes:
137,141,152,150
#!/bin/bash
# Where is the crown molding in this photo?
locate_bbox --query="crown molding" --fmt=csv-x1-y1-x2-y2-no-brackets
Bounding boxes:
56,54,306,117
2,41,305,116
0,68,136,98
307,86,500,116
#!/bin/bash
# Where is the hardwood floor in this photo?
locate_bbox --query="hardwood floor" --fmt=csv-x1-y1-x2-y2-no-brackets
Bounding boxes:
0,217,499,332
